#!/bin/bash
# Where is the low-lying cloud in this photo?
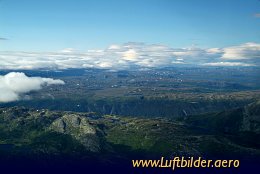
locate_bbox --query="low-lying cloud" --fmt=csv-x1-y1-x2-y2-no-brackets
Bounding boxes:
0,72,65,102
0,42,259,70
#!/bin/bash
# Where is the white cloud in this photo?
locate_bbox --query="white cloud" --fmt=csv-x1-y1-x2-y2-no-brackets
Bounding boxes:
122,49,138,61
202,62,254,67
108,44,121,50
0,42,259,70
0,72,65,103
207,48,222,54
221,42,260,60
60,48,75,53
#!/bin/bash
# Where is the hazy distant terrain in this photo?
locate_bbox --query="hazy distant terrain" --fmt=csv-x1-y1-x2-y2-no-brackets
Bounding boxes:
0,67,260,174
1,67,260,117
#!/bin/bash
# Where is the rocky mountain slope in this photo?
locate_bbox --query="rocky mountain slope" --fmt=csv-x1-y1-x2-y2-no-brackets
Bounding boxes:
0,101,259,164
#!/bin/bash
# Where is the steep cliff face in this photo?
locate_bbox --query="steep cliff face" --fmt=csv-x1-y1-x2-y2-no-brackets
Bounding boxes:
49,114,100,152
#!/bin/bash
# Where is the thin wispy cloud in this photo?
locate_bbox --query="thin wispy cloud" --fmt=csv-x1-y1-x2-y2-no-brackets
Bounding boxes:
254,13,260,18
202,62,254,67
0,37,8,40
0,42,259,70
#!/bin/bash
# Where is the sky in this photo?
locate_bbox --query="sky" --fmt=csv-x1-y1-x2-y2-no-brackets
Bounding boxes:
0,0,259,69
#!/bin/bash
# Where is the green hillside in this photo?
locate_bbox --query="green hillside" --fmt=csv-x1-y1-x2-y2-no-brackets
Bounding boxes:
0,102,260,162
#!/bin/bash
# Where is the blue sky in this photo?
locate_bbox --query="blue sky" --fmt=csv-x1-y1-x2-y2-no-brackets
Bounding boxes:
0,0,259,51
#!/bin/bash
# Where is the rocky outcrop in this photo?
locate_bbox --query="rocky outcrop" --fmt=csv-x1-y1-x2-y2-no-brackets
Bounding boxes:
49,114,100,152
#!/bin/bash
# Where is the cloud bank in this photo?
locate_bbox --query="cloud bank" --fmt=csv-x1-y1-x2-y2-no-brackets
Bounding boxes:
0,72,65,102
0,42,259,70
